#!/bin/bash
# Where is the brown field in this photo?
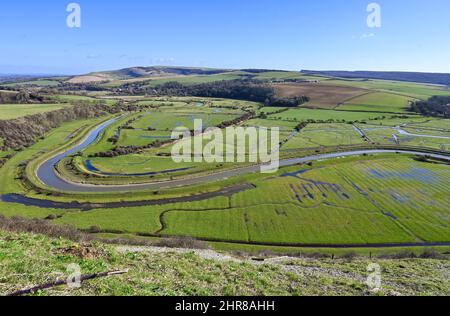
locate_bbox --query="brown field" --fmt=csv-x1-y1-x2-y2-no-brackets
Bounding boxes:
67,75,111,84
107,75,188,86
274,83,369,108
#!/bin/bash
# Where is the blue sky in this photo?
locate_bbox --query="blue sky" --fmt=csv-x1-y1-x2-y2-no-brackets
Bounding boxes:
0,0,449,74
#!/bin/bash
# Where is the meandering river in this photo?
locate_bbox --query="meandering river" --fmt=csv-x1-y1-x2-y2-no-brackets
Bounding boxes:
35,119,450,193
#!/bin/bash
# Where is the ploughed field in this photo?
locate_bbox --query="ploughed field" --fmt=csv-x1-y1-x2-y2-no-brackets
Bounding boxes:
0,75,449,253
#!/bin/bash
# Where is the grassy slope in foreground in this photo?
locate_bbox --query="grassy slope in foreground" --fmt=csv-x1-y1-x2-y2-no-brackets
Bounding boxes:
0,230,449,296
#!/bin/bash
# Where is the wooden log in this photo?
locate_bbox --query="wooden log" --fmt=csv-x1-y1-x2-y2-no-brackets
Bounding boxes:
7,269,129,297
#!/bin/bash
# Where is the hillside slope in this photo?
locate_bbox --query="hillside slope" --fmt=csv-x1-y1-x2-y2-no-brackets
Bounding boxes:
0,230,448,296
67,66,235,84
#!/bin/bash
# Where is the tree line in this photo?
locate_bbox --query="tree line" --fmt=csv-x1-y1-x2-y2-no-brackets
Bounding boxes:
410,96,450,118
0,89,49,104
0,103,119,151
117,80,309,107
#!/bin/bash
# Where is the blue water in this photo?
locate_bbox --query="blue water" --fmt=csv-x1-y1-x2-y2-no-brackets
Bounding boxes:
281,169,311,178
369,167,439,184
37,118,120,191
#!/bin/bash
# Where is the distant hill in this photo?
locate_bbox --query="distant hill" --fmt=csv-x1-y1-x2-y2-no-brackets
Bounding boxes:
67,66,236,83
0,74,43,84
66,66,286,84
99,66,236,79
302,70,450,86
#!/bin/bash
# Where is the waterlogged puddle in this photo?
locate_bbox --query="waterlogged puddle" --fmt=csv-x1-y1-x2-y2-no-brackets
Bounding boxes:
386,191,420,209
281,169,311,178
284,169,353,202
368,167,440,184
389,192,409,204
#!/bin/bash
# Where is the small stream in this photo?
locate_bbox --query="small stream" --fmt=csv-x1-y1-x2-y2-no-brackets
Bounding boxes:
397,128,450,140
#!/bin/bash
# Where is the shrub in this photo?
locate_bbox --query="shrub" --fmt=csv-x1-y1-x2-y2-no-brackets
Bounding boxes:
154,236,209,250
0,215,91,242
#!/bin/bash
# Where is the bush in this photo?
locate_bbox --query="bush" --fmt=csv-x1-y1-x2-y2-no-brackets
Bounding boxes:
340,252,358,261
419,250,445,259
154,236,209,250
87,225,102,234
0,215,91,242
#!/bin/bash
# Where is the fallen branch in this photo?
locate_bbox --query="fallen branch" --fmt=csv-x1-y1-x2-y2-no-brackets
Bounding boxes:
7,269,129,297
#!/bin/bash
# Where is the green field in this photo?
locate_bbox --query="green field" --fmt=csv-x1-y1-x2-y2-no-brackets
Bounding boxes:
130,111,241,131
0,75,449,256
360,124,450,150
159,156,450,245
338,92,415,113
6,155,447,248
266,108,399,122
283,124,366,149
0,103,68,120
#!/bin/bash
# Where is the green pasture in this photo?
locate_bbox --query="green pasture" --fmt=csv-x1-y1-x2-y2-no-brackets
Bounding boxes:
18,155,449,247
116,129,172,147
0,103,69,120
82,154,201,175
267,108,390,122
338,92,415,113
360,124,450,150
130,111,241,131
252,71,324,82
283,123,366,149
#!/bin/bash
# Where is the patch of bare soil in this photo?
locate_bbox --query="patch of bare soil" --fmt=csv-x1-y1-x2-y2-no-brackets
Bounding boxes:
67,75,110,84
274,83,369,108
55,244,105,259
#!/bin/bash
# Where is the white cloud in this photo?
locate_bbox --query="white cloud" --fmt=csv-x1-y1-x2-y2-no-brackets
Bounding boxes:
360,33,376,39
86,54,102,59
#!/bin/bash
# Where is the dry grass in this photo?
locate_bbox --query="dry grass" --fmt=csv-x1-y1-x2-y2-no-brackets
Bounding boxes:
154,236,209,250
67,75,110,84
0,215,91,242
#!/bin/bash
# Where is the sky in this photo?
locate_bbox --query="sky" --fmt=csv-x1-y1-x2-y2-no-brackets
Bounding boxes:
0,0,449,75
